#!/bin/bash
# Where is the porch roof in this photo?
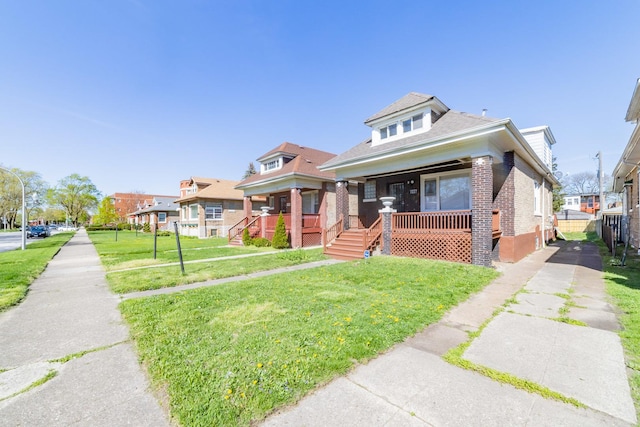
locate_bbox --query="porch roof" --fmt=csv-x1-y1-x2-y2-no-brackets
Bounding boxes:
320,110,557,185
236,143,336,195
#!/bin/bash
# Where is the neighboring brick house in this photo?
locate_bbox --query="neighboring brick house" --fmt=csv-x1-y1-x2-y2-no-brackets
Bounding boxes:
130,196,180,231
175,177,264,238
319,92,558,266
109,192,175,222
613,78,640,249
234,142,351,248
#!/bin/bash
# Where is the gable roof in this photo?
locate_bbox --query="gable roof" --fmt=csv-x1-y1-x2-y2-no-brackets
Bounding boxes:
236,142,336,189
175,178,246,203
364,92,448,125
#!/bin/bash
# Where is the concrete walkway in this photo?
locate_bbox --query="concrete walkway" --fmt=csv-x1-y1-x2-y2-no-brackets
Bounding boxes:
260,241,637,426
0,230,170,426
0,231,637,426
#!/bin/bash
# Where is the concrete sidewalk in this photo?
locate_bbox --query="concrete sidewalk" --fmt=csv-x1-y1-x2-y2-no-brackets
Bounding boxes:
0,231,636,426
0,230,170,426
261,241,637,426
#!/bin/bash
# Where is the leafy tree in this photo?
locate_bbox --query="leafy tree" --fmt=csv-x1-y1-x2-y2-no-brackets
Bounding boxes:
47,174,101,227
242,162,257,180
93,197,119,225
0,166,48,228
271,212,289,249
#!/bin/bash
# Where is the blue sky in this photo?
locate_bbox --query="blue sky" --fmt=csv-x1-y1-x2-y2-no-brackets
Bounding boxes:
1,0,639,197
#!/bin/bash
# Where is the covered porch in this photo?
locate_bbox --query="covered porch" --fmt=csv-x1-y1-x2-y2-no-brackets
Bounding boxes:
325,207,501,263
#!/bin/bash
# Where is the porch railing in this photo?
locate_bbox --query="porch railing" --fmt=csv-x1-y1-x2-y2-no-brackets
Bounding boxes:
228,217,249,243
363,216,382,252
323,214,344,251
393,210,472,232
227,215,261,244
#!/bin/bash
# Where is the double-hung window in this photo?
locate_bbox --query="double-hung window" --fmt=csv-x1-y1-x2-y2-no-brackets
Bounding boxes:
205,204,223,220
534,181,541,215
158,212,167,223
379,124,397,140
189,204,198,220
402,114,423,133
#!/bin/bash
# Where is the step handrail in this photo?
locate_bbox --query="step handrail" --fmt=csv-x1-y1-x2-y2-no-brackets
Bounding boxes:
323,214,344,251
363,215,382,252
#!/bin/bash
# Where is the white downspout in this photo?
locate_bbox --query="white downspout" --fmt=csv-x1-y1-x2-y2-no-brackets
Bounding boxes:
541,175,546,249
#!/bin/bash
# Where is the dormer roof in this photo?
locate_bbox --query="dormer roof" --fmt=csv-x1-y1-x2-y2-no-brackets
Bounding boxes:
364,92,449,125
236,142,336,190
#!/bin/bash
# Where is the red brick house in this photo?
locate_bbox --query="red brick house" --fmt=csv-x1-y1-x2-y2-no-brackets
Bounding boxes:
319,92,558,266
109,192,175,223
233,143,346,247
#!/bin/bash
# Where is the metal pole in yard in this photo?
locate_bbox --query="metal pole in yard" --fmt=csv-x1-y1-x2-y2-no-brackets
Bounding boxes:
173,221,185,274
153,225,158,259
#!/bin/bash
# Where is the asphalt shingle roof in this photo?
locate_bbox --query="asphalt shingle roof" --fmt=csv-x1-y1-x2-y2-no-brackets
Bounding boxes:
364,92,437,124
322,109,499,169
238,142,336,187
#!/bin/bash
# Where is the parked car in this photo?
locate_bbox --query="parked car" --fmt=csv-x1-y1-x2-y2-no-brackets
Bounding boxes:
58,225,77,232
28,225,50,238
48,224,58,230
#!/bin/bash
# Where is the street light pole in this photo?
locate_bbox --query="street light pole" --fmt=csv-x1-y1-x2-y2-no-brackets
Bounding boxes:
0,166,26,250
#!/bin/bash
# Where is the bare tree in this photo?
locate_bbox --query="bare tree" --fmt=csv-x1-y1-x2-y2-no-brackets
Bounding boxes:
561,171,600,195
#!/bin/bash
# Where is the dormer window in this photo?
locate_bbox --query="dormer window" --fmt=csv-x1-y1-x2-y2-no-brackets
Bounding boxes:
403,114,423,133
380,123,397,140
261,157,283,173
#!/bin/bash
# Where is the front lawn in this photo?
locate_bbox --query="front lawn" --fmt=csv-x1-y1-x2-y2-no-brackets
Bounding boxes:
107,248,326,293
88,230,276,271
0,233,75,310
120,256,499,426
598,235,640,418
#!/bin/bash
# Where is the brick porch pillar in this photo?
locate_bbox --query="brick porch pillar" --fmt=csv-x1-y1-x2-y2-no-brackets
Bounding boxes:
198,203,206,238
472,155,493,267
336,181,350,229
290,188,302,248
243,196,253,219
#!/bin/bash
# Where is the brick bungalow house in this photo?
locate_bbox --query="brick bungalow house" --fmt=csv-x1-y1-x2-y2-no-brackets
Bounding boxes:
175,177,264,238
233,142,353,247
319,92,558,266
612,78,640,249
129,196,180,231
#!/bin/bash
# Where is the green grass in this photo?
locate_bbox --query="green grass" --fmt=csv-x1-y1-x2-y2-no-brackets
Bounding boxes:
88,230,276,271
120,256,499,426
596,235,640,419
0,233,75,311
106,248,327,293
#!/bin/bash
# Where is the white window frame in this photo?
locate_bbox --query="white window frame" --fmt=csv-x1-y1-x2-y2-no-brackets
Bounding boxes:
534,181,542,216
205,204,223,220
268,196,275,209
301,190,319,214
189,204,199,220
402,114,424,134
181,206,187,220
158,212,167,223
262,158,281,173
420,171,472,212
